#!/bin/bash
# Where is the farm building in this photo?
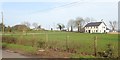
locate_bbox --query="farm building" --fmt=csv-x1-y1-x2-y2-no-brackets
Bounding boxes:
84,21,109,33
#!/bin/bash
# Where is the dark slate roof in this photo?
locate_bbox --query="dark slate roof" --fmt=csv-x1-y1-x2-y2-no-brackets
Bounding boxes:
106,28,110,30
85,22,103,27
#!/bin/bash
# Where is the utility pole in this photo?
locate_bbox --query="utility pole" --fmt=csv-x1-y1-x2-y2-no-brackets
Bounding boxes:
1,12,4,33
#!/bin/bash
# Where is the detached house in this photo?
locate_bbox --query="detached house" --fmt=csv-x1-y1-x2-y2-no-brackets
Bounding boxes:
84,21,109,33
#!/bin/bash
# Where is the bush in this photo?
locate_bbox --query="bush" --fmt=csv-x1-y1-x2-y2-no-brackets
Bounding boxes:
98,44,113,58
2,36,17,44
37,40,45,48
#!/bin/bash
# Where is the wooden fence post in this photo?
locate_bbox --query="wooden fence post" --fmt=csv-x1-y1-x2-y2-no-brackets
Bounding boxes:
45,33,48,48
94,36,97,56
66,35,69,51
32,34,35,47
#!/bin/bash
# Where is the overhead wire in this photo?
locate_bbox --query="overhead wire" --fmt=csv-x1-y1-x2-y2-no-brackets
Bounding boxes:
29,0,85,14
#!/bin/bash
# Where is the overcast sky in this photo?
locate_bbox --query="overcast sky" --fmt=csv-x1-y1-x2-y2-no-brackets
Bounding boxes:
0,0,119,30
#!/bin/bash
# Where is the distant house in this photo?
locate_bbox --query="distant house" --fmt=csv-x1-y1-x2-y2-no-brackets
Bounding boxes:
84,21,109,33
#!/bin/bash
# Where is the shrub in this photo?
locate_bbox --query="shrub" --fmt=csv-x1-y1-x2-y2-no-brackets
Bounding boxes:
2,36,17,44
97,44,113,58
37,40,45,48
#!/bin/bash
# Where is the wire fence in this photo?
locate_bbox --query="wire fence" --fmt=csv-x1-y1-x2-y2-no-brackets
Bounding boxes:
1,32,119,57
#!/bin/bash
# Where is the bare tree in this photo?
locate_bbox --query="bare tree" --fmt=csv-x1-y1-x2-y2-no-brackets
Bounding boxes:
21,21,31,35
32,23,38,29
75,17,85,32
109,21,117,32
90,17,96,22
22,21,31,28
57,23,65,31
67,19,75,32
84,17,90,24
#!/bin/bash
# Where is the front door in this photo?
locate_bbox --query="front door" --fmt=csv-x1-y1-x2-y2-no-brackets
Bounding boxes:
104,30,106,33
88,30,90,33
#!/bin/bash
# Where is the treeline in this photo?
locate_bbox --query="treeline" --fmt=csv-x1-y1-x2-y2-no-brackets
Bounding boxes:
57,17,94,32
0,17,117,33
0,21,43,33
0,17,93,33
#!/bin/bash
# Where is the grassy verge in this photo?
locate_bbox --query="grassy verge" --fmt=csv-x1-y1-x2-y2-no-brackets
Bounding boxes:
2,43,38,55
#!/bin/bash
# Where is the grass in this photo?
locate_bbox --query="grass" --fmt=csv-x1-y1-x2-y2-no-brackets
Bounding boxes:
2,31,119,58
2,43,38,55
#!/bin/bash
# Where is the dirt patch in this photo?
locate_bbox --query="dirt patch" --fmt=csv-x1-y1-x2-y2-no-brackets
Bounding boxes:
2,48,73,58
36,49,72,58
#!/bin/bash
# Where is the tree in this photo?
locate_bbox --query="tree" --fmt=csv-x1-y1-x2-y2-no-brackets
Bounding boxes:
32,23,38,29
7,26,11,32
38,25,41,29
67,19,75,32
84,17,90,24
84,17,96,24
0,23,5,32
37,25,41,30
57,23,65,31
109,21,117,32
0,23,3,31
75,17,85,32
21,21,31,34
22,21,31,28
13,24,28,32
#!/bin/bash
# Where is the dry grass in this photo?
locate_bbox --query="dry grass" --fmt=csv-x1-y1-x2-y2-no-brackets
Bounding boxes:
107,32,120,34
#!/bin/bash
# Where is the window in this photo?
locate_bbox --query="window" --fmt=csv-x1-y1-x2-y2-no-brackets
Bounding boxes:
104,30,106,33
88,30,90,33
96,30,98,32
96,26,98,28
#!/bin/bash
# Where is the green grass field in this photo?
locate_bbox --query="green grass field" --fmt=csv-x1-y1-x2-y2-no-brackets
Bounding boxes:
2,31,119,58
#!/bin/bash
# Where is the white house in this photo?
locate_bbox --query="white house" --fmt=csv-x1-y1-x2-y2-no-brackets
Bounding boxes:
84,22,109,33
